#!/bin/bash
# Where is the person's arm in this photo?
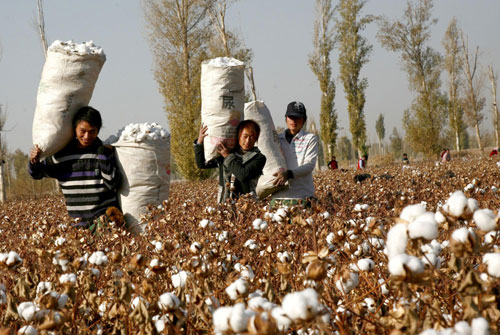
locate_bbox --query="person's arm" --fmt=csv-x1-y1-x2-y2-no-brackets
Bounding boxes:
27,145,56,179
98,146,121,190
290,134,318,178
194,123,218,169
223,153,266,182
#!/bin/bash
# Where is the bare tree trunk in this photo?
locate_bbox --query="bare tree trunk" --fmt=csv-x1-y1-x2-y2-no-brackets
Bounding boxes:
489,65,500,147
35,0,48,59
245,66,257,101
0,162,6,203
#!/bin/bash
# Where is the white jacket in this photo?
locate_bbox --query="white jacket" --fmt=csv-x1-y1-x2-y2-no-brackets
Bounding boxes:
272,129,318,199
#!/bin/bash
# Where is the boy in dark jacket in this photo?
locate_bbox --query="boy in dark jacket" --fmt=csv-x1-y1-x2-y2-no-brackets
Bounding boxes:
195,120,266,203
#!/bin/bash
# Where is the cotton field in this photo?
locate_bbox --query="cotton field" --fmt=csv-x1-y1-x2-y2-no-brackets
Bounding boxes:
1,156,500,334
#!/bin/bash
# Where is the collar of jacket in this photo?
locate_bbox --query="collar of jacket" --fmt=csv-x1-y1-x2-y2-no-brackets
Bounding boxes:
234,147,261,164
279,129,307,141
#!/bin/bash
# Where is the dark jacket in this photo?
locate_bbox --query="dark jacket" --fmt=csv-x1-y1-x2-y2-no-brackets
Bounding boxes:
28,138,121,224
194,140,266,202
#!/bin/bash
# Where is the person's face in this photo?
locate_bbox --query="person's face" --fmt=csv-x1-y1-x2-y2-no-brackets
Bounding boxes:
75,121,99,148
238,126,257,152
286,116,304,135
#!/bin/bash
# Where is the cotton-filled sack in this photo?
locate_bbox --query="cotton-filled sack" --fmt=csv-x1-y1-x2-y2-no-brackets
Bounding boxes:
201,57,245,162
244,101,287,198
108,123,170,234
33,40,106,159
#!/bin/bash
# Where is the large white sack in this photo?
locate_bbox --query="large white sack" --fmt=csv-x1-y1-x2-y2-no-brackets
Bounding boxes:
201,57,245,162
109,123,171,234
244,101,287,199
33,40,106,159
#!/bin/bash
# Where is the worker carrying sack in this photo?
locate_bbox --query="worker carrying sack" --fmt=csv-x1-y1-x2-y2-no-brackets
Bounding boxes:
108,123,171,234
244,101,287,199
201,57,245,162
32,40,106,159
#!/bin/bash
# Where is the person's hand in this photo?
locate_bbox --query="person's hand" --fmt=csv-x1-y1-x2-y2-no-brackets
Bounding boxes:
30,145,42,164
98,145,114,156
217,142,230,158
273,170,290,186
197,124,208,144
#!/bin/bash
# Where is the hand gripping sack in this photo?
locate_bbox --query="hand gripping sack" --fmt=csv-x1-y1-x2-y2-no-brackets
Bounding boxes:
33,40,106,159
112,132,170,234
201,57,245,162
244,101,287,199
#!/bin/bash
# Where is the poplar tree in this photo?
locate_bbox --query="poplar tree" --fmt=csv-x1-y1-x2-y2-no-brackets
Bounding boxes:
144,0,213,180
460,32,485,153
375,114,385,153
336,0,373,157
309,0,337,163
442,18,466,152
489,66,500,147
378,0,446,156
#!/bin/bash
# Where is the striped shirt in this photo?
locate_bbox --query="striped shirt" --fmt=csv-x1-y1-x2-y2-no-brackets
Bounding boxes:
28,138,120,224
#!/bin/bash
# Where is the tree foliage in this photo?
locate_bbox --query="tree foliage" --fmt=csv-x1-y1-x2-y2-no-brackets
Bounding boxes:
336,0,372,157
389,127,403,159
309,0,337,163
375,113,385,148
377,0,446,156
336,135,353,162
442,18,466,152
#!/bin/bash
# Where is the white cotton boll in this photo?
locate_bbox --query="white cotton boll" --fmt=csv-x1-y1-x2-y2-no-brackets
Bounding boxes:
259,221,268,230
464,183,474,192
18,326,37,335
484,231,499,244
335,272,359,294
248,296,269,311
217,231,228,242
55,237,66,246
388,254,424,276
278,251,291,263
353,204,362,212
6,251,22,266
482,253,500,278
378,279,389,295
158,292,180,311
447,191,468,217
253,218,263,229
58,294,69,309
229,303,253,333
386,223,408,259
454,321,471,335
326,232,335,244
467,198,479,213
435,211,446,224
452,227,473,243
36,282,52,296
17,301,37,321
172,271,189,288
282,288,319,321
271,307,292,332
190,242,202,254
225,279,248,300
152,241,163,252
207,57,244,67
369,237,385,249
473,209,497,232
89,251,108,266
235,264,255,280
357,258,375,271
59,273,77,284
91,268,101,277
213,306,233,334
245,239,258,250
421,253,441,269
321,211,331,219
155,318,165,333
471,317,490,335
408,212,438,240
419,330,440,335
364,297,376,313
199,219,214,228
400,204,427,223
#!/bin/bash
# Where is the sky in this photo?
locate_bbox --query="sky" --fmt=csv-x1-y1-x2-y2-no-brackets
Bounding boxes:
1,0,500,154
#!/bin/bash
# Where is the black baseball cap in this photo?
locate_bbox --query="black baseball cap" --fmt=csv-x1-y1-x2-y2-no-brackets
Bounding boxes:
285,101,307,119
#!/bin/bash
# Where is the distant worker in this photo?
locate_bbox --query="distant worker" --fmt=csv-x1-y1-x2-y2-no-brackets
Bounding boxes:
402,153,410,165
489,148,499,157
195,120,266,203
357,154,368,170
272,101,318,207
328,156,338,170
440,149,451,163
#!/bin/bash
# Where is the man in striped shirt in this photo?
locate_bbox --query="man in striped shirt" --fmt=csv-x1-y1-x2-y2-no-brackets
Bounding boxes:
29,106,121,228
